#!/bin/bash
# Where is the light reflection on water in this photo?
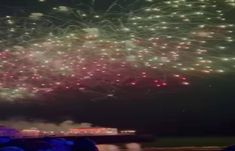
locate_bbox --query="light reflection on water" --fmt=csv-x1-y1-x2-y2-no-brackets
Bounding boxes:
97,143,142,151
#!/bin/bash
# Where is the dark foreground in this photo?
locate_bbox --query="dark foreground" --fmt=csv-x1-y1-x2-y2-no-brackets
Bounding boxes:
141,147,222,151
0,135,153,150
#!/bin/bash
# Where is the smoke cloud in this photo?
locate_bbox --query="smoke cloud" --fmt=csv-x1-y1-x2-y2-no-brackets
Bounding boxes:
0,120,92,131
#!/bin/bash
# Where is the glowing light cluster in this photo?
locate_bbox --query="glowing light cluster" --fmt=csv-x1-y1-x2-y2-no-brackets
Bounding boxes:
0,0,235,100
226,0,235,7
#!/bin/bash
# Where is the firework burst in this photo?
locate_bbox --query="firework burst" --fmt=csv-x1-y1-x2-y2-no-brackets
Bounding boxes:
0,0,234,101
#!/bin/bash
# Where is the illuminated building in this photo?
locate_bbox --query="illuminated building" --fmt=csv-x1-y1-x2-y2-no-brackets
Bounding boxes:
68,127,118,136
20,128,41,137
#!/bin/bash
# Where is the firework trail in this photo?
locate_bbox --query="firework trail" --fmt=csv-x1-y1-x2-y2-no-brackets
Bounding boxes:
0,0,234,101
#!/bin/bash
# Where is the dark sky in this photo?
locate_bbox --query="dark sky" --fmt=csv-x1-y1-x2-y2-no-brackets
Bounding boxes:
0,75,235,136
0,0,235,136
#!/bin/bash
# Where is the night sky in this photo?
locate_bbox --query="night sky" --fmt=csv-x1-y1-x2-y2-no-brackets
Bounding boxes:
0,0,235,136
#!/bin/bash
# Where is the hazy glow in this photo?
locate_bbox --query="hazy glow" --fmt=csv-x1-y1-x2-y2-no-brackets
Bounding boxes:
0,0,234,100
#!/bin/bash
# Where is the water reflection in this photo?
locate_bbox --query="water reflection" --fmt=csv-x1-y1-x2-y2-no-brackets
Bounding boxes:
98,143,142,151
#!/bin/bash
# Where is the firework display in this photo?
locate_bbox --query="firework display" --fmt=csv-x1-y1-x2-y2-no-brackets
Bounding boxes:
0,0,234,101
